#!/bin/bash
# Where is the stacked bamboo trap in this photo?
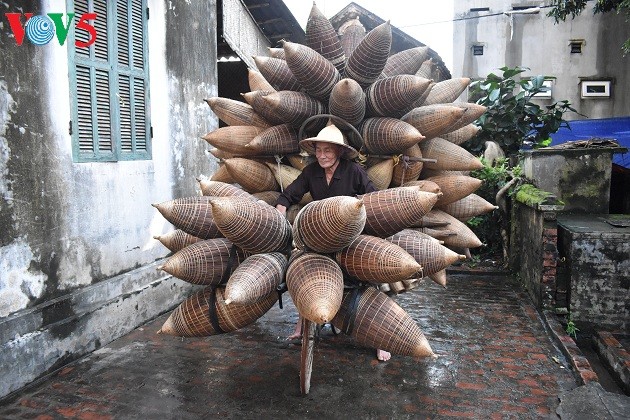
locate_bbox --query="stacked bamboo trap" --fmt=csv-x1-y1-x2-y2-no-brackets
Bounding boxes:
152,4,498,361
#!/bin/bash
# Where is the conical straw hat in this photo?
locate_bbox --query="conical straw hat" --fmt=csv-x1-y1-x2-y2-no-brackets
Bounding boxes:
154,229,202,253
331,287,434,358
286,252,344,324
157,287,277,337
224,252,288,305
335,235,423,283
299,123,359,159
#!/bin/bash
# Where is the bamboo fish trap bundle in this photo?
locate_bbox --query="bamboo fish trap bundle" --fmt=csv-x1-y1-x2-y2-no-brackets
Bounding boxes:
224,252,288,305
154,229,202,253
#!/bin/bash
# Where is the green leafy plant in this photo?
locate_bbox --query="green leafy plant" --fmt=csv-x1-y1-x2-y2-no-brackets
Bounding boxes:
466,66,578,157
566,315,580,339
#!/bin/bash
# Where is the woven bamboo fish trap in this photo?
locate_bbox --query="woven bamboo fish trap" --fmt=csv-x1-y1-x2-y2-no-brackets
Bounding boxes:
202,126,265,156
253,56,301,92
415,59,436,80
402,179,441,194
429,269,447,287
366,75,432,118
224,252,288,305
293,196,366,253
252,190,281,206
344,22,392,88
265,163,313,205
410,226,457,241
160,238,246,286
152,197,223,240
331,286,434,358
286,204,303,224
241,90,286,126
446,103,487,133
421,168,470,178
210,163,235,183
422,78,471,106
283,41,341,102
381,46,429,78
246,124,300,155
401,105,466,140
268,47,285,60
329,78,366,127
425,175,483,206
260,91,326,129
424,209,483,249
407,81,436,110
420,137,484,172
305,3,346,72
223,158,279,194
205,97,271,129
208,147,236,160
441,124,481,146
287,154,315,171
286,252,344,324
157,286,277,337
154,229,202,253
360,117,425,155
366,158,395,190
386,229,465,278
198,180,254,201
248,69,276,93
438,193,498,220
362,187,439,238
338,17,365,58
335,235,422,283
210,196,292,253
391,145,423,187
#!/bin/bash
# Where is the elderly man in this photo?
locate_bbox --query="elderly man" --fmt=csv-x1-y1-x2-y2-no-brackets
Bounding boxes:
275,123,391,362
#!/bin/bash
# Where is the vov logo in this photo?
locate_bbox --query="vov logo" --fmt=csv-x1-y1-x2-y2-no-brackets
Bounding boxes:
5,12,97,47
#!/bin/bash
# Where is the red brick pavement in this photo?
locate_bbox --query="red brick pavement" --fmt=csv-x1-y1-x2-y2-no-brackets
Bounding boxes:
0,274,578,418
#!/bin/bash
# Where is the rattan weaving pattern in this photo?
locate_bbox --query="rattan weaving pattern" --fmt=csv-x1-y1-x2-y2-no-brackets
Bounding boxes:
438,193,497,220
284,41,341,102
154,229,202,253
287,154,315,171
422,78,471,106
247,124,300,155
401,105,466,140
286,252,344,324
329,78,366,126
224,158,279,194
160,286,277,337
251,190,281,206
380,46,429,78
205,97,271,128
446,103,487,133
426,175,483,206
305,3,346,72
366,158,394,190
344,22,392,88
224,252,288,305
202,126,265,156
335,234,422,283
424,209,483,248
242,90,286,125
260,91,326,129
402,180,441,194
420,137,484,172
153,197,223,239
362,188,438,238
366,75,431,118
210,197,292,253
415,59,437,80
248,69,276,93
268,47,285,60
331,287,434,357
253,56,301,92
210,164,235,183
360,117,424,155
386,229,462,277
391,145,423,186
338,17,366,58
160,238,241,285
441,124,482,145
198,180,254,200
292,196,366,253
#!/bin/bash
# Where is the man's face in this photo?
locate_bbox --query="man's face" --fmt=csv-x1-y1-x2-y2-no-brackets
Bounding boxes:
314,142,342,169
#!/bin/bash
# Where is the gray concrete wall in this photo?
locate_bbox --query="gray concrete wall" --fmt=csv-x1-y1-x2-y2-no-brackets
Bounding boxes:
453,1,630,120
0,0,217,398
512,203,544,307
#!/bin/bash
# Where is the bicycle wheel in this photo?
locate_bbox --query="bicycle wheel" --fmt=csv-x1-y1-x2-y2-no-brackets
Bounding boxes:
300,318,316,395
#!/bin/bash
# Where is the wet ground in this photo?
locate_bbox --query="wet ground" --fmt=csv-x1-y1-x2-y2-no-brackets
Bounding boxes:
0,274,580,419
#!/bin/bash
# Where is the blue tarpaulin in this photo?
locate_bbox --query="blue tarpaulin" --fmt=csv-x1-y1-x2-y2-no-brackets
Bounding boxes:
549,117,630,168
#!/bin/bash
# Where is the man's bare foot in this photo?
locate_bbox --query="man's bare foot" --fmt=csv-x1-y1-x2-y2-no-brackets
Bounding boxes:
376,349,391,361
287,317,302,340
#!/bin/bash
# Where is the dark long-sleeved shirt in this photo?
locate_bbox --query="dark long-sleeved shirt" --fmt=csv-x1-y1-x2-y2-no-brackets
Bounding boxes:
276,159,376,208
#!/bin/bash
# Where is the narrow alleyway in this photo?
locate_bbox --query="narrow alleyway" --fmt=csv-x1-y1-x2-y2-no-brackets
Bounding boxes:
0,274,579,418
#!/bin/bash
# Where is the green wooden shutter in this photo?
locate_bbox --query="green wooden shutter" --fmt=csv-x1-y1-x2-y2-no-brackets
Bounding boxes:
70,0,150,162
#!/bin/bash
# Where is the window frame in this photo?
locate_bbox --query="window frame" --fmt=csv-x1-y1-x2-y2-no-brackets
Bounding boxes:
68,0,151,163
